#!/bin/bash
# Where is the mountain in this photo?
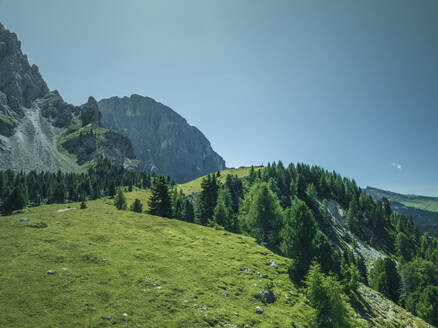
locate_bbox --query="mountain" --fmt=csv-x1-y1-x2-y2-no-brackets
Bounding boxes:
0,23,137,171
366,186,438,236
0,22,225,181
98,95,226,183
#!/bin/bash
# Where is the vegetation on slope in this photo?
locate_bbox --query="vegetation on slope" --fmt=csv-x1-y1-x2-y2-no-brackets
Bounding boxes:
0,195,431,328
1,161,438,327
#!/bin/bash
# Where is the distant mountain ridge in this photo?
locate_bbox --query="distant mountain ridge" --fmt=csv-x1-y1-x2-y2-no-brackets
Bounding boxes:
366,186,438,236
0,22,225,180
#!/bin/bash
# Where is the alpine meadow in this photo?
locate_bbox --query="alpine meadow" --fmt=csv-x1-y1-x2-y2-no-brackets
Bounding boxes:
1,1,438,327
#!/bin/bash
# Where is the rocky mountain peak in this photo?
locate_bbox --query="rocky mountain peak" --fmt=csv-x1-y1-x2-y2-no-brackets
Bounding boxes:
80,96,100,126
98,95,226,183
0,23,48,112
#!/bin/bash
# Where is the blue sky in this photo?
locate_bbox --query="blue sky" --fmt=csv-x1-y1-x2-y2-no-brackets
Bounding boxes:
1,0,437,195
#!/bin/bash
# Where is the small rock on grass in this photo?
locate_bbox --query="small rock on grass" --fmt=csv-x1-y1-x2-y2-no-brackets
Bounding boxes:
46,270,56,275
20,217,29,222
256,306,264,314
33,221,48,229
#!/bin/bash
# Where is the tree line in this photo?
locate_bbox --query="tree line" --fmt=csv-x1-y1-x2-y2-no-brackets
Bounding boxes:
0,157,152,215
144,161,438,326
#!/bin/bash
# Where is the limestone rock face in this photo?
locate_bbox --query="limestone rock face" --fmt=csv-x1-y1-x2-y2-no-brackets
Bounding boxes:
98,95,226,182
0,23,48,113
80,96,101,126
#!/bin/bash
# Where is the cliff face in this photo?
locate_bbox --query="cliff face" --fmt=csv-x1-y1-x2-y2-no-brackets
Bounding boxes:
0,23,137,171
98,95,226,182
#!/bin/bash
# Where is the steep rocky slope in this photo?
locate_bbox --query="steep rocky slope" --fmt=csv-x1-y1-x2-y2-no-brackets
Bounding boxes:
98,95,226,183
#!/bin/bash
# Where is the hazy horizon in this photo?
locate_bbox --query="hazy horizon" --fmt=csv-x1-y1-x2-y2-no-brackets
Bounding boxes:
1,0,437,196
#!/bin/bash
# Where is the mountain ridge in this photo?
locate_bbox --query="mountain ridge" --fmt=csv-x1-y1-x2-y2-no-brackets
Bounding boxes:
366,186,438,236
0,22,225,181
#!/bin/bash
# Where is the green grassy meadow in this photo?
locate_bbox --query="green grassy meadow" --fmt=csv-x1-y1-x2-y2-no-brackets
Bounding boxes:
0,196,318,328
178,166,262,195
0,176,432,327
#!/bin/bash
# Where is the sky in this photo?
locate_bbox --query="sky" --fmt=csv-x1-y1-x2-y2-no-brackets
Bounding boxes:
1,0,437,195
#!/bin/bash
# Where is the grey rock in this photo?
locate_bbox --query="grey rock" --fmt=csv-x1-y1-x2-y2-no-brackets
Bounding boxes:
98,95,226,183
33,221,48,229
46,270,56,275
256,306,264,314
221,292,230,298
62,129,136,166
19,217,29,222
80,96,100,126
256,290,276,304
39,91,76,128
268,260,278,269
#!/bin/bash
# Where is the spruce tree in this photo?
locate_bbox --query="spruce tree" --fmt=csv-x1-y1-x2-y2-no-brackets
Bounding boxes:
238,182,283,248
130,199,143,213
114,188,127,210
280,197,318,281
148,175,171,218
183,199,194,222
1,186,26,215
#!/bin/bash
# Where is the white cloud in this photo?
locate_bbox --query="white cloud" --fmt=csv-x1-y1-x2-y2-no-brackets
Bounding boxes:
392,162,403,170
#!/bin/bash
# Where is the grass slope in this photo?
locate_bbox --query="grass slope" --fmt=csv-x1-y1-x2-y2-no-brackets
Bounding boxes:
179,166,262,195
0,191,432,327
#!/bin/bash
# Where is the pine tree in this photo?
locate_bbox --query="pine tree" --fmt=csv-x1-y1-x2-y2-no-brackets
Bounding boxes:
370,257,400,303
114,188,127,210
280,197,318,281
1,186,26,215
148,175,171,218
305,263,353,328
238,182,283,248
183,199,195,222
130,199,143,213
197,174,219,225
212,189,234,231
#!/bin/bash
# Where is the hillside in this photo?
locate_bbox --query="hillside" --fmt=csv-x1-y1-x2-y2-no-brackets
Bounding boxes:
0,192,432,328
179,166,260,195
366,187,438,236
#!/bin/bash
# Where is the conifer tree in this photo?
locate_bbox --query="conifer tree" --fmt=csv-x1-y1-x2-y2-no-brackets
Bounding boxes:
1,186,26,215
238,182,283,248
305,263,353,327
114,188,127,210
183,198,195,222
280,197,318,281
130,199,143,213
148,175,171,218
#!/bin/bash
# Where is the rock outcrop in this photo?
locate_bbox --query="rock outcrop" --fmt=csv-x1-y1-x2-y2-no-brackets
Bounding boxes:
0,23,48,114
98,95,226,182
